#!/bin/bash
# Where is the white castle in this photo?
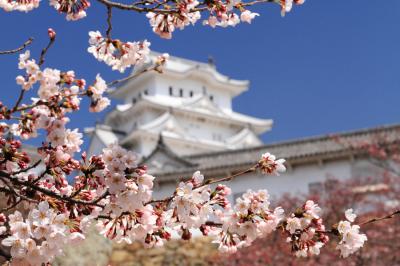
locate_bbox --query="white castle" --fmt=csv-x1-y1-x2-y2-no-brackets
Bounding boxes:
86,53,399,200
87,54,272,157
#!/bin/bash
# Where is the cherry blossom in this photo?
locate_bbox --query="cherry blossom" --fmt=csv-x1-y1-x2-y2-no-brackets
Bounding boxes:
87,31,150,73
2,202,85,265
336,209,367,258
0,1,391,264
49,0,90,20
16,50,40,91
240,10,259,24
284,200,329,257
0,0,40,12
280,0,305,17
258,152,286,175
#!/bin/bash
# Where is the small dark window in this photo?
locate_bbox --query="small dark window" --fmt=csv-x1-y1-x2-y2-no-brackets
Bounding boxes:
132,98,137,104
189,91,193,97
144,89,148,95
179,89,183,97
169,86,173,96
209,95,214,101
138,92,142,99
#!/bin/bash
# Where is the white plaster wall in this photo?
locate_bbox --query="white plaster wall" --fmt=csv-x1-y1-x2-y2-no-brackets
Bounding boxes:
175,115,240,141
152,158,382,202
227,160,352,200
123,77,157,104
153,76,233,111
87,135,107,158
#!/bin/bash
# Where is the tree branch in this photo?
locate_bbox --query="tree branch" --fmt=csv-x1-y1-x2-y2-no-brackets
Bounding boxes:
0,170,105,208
106,65,158,88
0,248,11,261
106,5,113,39
38,35,56,67
359,210,400,226
95,0,275,14
0,38,33,55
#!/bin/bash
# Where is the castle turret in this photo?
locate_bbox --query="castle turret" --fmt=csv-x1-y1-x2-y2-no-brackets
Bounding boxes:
86,53,273,158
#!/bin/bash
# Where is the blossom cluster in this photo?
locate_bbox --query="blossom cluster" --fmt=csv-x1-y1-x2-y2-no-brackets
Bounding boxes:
93,144,162,245
146,0,201,39
5,50,110,140
336,209,368,258
284,200,329,257
0,137,30,172
146,0,305,38
0,0,90,19
1,202,85,266
88,31,151,73
49,0,90,20
16,50,40,91
258,152,286,175
212,189,284,253
0,134,370,265
0,0,40,12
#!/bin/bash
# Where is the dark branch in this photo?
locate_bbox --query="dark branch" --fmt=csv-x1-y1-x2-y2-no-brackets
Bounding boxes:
38,35,56,67
106,5,113,39
0,38,33,55
0,248,11,260
95,0,275,13
360,210,400,226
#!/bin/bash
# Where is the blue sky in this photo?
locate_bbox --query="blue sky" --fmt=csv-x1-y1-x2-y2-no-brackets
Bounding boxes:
0,1,399,147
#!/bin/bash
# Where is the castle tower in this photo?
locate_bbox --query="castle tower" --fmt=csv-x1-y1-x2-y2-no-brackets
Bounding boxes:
86,53,273,159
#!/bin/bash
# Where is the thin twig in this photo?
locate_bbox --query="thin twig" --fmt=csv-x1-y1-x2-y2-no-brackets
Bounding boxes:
12,160,41,175
38,36,56,67
0,38,33,55
10,37,55,113
203,165,257,186
107,65,158,88
359,210,400,226
11,89,26,113
0,199,22,213
106,5,113,39
145,165,257,205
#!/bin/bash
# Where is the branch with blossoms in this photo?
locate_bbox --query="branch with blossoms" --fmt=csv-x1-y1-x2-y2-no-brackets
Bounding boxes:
0,0,398,264
2,0,305,73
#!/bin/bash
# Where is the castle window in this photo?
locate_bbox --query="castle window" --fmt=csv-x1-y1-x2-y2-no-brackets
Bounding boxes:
144,89,148,95
132,98,137,104
190,91,193,97
179,88,183,97
138,92,142,99
209,95,214,102
169,86,173,96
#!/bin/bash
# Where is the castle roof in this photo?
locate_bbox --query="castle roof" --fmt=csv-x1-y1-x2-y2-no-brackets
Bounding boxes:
110,52,249,99
146,123,400,183
106,94,273,135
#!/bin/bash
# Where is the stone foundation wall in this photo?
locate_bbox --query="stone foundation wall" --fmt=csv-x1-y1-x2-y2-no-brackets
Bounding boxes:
109,237,218,266
54,227,219,266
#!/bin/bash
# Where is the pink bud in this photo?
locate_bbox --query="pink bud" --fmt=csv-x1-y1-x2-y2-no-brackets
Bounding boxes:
48,28,56,40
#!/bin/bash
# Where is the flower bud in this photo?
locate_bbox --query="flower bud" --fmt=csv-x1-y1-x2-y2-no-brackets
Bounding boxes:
48,28,56,40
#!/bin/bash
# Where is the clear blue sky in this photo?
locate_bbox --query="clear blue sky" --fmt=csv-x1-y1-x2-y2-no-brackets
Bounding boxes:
0,1,399,147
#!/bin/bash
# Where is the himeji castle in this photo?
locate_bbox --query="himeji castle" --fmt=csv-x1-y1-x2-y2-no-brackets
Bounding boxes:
87,53,272,157
86,53,400,200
